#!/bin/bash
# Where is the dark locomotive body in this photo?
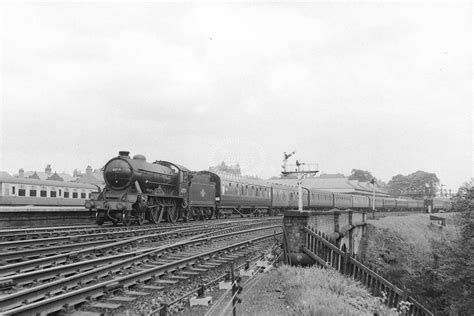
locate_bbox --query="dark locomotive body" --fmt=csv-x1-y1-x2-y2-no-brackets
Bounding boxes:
86,151,451,225
86,151,217,225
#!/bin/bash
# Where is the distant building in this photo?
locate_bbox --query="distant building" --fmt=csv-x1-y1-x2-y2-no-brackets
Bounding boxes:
75,165,104,186
209,161,241,176
13,164,104,187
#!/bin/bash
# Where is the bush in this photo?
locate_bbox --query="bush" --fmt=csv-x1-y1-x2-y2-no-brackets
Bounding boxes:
277,265,395,315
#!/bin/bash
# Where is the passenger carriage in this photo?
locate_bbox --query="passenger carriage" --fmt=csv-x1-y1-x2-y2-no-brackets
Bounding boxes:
214,174,272,217
352,195,370,210
382,198,397,211
334,193,352,210
307,189,334,210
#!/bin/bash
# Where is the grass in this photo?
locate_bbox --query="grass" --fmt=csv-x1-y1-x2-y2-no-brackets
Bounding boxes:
276,265,395,316
361,214,459,271
359,213,462,305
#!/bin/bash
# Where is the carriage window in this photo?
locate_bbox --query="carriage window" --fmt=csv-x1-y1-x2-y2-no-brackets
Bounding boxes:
30,190,37,197
19,189,26,196
40,190,47,197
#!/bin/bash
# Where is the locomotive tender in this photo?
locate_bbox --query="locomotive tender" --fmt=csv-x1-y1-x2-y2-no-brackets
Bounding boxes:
85,151,449,225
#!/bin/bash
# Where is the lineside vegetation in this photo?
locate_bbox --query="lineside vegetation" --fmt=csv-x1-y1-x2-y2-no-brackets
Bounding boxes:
276,265,396,315
359,180,473,314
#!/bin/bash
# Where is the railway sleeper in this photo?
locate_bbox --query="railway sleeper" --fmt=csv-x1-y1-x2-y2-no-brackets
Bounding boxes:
155,279,179,285
0,278,14,290
142,285,164,291
124,290,149,296
166,275,189,280
178,271,200,276
90,302,122,310
107,296,136,303
104,281,122,295
197,264,219,269
212,259,232,264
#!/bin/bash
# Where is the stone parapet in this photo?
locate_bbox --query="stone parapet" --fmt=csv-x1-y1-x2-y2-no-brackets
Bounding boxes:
283,209,367,265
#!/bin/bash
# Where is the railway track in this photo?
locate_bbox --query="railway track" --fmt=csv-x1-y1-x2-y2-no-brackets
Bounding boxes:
0,216,282,242
0,219,280,274
0,221,282,315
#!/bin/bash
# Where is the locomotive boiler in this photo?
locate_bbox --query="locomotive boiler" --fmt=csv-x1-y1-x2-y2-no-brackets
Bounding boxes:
87,151,185,225
86,151,218,225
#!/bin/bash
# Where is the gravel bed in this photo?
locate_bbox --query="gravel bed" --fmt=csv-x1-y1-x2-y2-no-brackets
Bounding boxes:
76,238,280,315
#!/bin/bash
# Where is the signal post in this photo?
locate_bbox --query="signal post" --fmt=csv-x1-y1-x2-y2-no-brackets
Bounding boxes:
281,151,319,211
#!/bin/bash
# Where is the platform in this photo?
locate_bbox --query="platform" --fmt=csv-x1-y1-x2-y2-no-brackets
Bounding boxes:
0,206,95,227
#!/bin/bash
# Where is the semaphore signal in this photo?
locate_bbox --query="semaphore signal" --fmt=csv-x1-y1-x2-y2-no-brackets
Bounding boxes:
281,151,319,211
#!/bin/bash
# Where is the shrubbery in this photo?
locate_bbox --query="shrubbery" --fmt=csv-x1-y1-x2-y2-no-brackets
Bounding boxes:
277,265,395,315
360,180,473,315
423,181,473,314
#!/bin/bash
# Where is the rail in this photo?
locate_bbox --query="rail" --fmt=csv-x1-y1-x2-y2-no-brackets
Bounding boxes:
303,226,433,316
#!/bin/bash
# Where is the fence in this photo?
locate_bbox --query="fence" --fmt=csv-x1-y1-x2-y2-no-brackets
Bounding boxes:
302,226,433,316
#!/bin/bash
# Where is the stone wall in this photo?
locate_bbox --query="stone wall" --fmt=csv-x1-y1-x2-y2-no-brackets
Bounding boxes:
283,209,367,265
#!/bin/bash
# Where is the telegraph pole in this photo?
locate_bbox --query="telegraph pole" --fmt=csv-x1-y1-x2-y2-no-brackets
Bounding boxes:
282,152,319,211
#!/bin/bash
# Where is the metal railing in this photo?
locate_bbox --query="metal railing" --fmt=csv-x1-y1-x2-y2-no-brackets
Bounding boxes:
303,226,433,316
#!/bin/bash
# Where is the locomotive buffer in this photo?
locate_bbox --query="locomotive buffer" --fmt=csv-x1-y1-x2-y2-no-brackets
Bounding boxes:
281,151,319,211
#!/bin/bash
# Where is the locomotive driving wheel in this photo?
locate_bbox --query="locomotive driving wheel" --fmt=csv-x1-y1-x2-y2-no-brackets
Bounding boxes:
136,208,146,226
122,210,133,226
182,207,190,223
206,208,213,220
149,206,161,224
167,200,178,223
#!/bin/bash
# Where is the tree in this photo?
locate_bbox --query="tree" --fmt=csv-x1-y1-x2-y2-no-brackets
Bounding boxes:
425,182,474,313
348,169,374,182
450,178,474,212
387,170,439,198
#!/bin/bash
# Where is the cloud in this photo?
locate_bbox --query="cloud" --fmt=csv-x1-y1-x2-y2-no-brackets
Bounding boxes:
0,3,471,191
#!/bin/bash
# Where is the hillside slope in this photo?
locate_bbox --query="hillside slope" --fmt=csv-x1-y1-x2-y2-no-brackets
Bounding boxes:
358,213,466,312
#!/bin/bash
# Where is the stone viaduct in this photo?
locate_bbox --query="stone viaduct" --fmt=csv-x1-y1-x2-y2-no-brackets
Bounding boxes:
283,209,367,265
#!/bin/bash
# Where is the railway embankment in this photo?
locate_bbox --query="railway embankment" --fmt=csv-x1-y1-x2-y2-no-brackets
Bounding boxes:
206,264,395,316
358,212,473,314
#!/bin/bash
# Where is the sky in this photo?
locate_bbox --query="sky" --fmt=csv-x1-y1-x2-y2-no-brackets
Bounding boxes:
0,2,472,192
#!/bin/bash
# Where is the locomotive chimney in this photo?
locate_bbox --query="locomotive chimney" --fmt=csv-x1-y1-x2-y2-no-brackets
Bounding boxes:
119,151,130,157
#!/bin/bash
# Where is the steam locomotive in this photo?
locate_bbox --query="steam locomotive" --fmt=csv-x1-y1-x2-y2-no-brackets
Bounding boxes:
84,151,450,225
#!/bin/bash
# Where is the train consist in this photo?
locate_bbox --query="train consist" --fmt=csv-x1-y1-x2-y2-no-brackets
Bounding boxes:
84,151,451,226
